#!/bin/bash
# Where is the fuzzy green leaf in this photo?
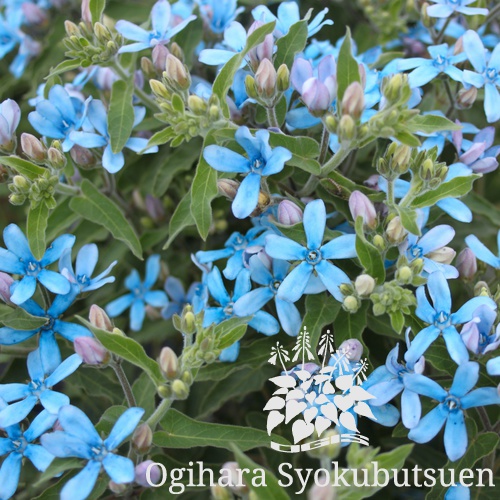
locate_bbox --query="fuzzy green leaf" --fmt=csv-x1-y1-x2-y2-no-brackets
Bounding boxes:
412,175,480,208
354,217,386,283
89,0,106,23
336,27,361,102
396,206,421,236
274,20,308,69
163,192,195,249
0,304,47,330
108,79,135,154
27,202,50,261
406,114,461,134
0,156,46,180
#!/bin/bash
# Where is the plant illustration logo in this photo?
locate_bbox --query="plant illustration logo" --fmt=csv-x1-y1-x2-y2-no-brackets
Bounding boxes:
264,328,376,453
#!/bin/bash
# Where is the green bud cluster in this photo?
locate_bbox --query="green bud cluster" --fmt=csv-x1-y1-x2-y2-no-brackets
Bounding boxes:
371,281,415,316
28,170,59,209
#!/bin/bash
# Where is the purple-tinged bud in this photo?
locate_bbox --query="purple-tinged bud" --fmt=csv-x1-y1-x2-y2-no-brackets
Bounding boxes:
0,272,15,306
135,461,162,488
302,79,332,115
338,339,363,362
255,59,277,98
81,0,92,24
89,304,113,332
456,248,477,280
217,178,239,200
152,44,170,73
221,462,249,496
349,191,377,229
354,274,375,296
247,21,273,71
47,147,66,170
158,347,179,380
21,3,48,26
145,195,165,222
165,54,190,90
74,336,110,365
132,423,153,453
307,476,336,500
456,86,477,109
342,81,365,119
278,200,303,225
70,144,95,168
0,99,21,153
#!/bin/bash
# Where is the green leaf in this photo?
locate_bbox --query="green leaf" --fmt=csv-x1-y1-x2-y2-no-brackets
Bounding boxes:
269,132,320,158
89,0,106,24
389,310,405,334
46,59,83,79
231,444,289,500
336,27,361,103
406,114,461,134
334,302,368,349
34,458,83,486
95,405,128,434
274,20,308,69
301,293,341,353
0,304,47,330
79,317,164,385
27,202,50,261
354,217,386,283
190,135,218,240
146,127,175,149
163,192,195,249
69,179,142,259
213,21,275,116
411,175,480,208
154,409,288,451
108,79,135,154
0,156,45,180
213,316,250,350
396,206,421,235
132,371,156,417
394,130,420,147
464,192,500,226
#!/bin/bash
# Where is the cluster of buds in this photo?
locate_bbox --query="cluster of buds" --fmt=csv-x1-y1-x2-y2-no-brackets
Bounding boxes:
63,20,123,67
340,274,378,314
381,73,412,104
394,256,425,286
245,59,290,108
377,142,412,179
370,281,416,317
8,169,59,209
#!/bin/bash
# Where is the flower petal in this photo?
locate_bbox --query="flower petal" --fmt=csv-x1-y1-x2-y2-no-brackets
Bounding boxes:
315,260,351,302
104,407,145,450
276,261,312,303
232,172,260,219
265,235,306,261
0,452,22,500
444,410,467,461
203,145,250,173
57,405,101,447
60,460,102,500
408,404,448,443
321,234,357,259
303,199,326,249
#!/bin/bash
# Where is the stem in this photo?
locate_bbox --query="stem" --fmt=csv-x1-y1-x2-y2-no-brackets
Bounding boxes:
112,62,158,112
320,457,332,472
56,183,80,196
111,361,137,407
485,3,500,26
475,406,492,431
40,286,51,310
387,178,395,207
443,79,455,117
435,16,452,44
146,397,173,430
297,175,319,197
266,106,280,128
319,126,330,165
321,146,351,174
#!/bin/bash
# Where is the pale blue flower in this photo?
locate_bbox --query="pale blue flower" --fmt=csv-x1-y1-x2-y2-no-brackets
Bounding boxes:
161,276,200,319
460,305,500,355
426,0,488,19
197,0,243,34
465,230,500,269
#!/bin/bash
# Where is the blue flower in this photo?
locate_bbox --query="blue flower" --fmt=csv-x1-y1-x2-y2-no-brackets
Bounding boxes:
233,255,302,336
399,223,458,278
397,43,465,88
203,127,292,219
116,0,196,53
28,85,89,152
105,255,168,331
69,100,158,173
0,403,55,500
405,362,500,461
0,224,74,305
197,0,244,34
0,350,82,427
41,405,144,500
265,199,356,303
198,21,247,67
0,291,91,368
203,266,280,360
486,356,500,376
59,243,116,293
465,230,500,269
445,485,470,500
426,0,488,19
460,305,500,355
252,1,333,38
462,31,500,123
161,276,200,319
405,272,496,366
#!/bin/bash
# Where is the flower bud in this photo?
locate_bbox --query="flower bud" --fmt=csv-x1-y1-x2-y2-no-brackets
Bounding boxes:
20,133,46,162
244,74,258,100
372,234,385,250
47,147,66,170
74,336,110,365
277,200,303,225
165,54,190,90
141,57,155,78
188,95,207,115
343,295,360,313
81,0,92,24
172,379,189,400
339,339,363,362
354,274,375,296
135,460,162,488
159,346,179,380
0,272,15,306
276,64,290,92
386,216,406,243
255,59,277,99
152,44,170,73
145,195,165,222
382,73,406,102
64,20,80,37
456,86,477,109
474,281,490,297
150,79,169,99
427,246,456,265
132,423,153,454
421,158,434,180
342,81,365,119
324,113,337,133
338,114,356,141
181,305,196,335
89,305,113,332
211,484,233,500
70,144,95,168
157,384,172,399
349,191,376,229
392,144,412,174
221,462,249,496
13,175,30,190
456,248,477,280
308,477,336,500
396,265,413,284
217,178,239,200
108,481,127,494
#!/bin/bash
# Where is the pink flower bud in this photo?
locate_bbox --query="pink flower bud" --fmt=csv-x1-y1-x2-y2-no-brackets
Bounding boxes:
0,272,15,306
217,179,240,200
456,248,477,280
338,338,363,362
89,305,113,332
255,58,277,98
158,347,178,379
456,86,477,109
132,423,153,453
81,0,92,23
152,44,170,73
21,133,46,162
0,99,21,152
277,200,303,225
145,195,165,222
342,81,365,119
247,21,273,70
135,461,162,488
74,336,110,365
70,145,95,168
349,191,377,229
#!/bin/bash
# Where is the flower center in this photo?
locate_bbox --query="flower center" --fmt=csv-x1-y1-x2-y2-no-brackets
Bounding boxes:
41,317,55,332
26,261,41,277
270,279,281,293
231,234,246,251
12,437,28,453
29,379,47,397
91,446,108,461
433,55,448,69
486,67,498,83
77,274,90,286
223,302,234,316
251,158,264,172
434,311,451,329
444,395,461,411
410,245,423,258
306,249,322,265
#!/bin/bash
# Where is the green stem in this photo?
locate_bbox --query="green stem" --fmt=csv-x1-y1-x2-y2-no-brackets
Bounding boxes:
40,286,51,310
387,178,395,207
56,183,80,196
443,79,455,117
266,106,280,128
297,175,319,197
112,62,158,112
111,361,137,407
146,397,173,430
321,146,351,174
319,126,330,165
485,2,500,26
435,16,452,44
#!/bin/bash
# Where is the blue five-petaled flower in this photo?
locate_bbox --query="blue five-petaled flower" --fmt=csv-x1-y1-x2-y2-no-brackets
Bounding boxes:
41,405,145,500
203,126,292,219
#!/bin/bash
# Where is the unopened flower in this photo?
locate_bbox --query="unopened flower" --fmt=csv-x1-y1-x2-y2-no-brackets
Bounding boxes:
277,200,303,225
135,460,162,488
74,337,110,366
0,99,21,152
349,191,376,229
456,248,477,280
